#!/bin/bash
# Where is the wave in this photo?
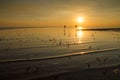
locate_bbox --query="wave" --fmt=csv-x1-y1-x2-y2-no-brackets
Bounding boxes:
0,48,119,63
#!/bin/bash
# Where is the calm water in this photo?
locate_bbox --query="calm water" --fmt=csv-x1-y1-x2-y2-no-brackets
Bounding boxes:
0,27,120,60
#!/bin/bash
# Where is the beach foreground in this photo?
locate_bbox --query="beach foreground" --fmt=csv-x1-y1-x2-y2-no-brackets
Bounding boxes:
38,64,120,80
0,49,120,80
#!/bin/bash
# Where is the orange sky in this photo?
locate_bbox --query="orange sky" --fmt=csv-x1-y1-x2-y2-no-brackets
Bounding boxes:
0,0,120,28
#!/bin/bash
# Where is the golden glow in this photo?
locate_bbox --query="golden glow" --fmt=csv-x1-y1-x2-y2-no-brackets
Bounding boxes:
77,17,84,23
77,26,82,30
77,30,83,43
77,29,83,38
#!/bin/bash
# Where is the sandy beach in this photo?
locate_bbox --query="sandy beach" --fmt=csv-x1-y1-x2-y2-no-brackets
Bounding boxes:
37,65,120,80
0,49,120,80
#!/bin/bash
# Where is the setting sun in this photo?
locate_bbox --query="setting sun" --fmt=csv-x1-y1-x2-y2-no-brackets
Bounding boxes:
77,17,84,23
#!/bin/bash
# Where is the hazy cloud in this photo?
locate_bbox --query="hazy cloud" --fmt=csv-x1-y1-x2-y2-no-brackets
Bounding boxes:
0,0,120,27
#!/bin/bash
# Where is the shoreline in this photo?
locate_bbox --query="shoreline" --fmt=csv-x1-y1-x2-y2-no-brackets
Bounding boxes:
0,49,120,80
0,48,119,63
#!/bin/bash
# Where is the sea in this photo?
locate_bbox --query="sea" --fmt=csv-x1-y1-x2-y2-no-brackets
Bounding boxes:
0,27,120,61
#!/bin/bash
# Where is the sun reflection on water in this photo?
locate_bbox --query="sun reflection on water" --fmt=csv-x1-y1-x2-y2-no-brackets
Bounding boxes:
77,30,83,38
77,26,82,30
77,26,83,43
77,27,83,38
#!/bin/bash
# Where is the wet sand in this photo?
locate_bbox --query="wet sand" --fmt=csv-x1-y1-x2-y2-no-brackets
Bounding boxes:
0,49,120,80
36,64,120,80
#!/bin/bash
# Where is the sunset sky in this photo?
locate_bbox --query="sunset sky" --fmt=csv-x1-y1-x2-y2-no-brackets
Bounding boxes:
0,0,120,28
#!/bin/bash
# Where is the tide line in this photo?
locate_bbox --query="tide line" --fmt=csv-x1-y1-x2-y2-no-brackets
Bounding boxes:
0,48,120,63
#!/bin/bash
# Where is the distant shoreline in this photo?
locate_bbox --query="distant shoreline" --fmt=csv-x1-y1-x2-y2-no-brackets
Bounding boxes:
0,27,48,30
81,28,120,31
0,27,120,31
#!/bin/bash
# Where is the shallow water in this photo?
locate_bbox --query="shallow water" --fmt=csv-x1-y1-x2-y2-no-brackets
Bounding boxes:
0,27,120,61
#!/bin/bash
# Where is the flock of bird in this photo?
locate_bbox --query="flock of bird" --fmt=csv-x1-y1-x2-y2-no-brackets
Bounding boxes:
0,28,120,51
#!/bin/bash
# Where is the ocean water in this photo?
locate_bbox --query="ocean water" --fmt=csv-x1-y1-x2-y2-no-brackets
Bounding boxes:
0,27,120,61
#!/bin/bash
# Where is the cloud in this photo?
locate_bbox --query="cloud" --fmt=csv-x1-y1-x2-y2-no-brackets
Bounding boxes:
0,0,120,27
0,0,120,15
